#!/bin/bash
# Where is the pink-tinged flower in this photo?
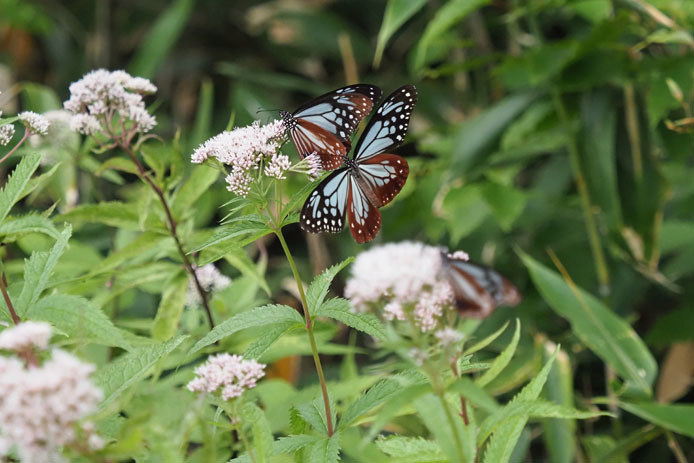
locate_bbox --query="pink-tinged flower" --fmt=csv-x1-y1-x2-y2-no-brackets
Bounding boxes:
448,250,469,261
0,346,103,462
63,69,157,136
18,111,50,136
185,264,232,308
0,124,14,146
191,120,287,196
187,353,265,400
305,153,323,179
345,241,456,332
0,321,52,352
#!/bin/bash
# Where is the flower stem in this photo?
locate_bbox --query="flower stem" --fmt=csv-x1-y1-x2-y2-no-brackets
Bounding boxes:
0,129,31,165
0,272,20,325
117,140,215,329
274,227,334,437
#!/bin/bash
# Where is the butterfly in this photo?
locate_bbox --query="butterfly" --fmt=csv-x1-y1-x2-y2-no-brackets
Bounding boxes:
442,252,522,318
300,85,417,243
280,84,382,170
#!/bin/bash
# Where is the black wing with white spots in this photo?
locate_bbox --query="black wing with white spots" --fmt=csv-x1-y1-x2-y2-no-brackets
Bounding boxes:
352,85,417,162
300,169,350,234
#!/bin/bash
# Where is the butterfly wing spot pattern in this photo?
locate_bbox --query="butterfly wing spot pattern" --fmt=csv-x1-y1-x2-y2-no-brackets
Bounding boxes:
300,85,417,243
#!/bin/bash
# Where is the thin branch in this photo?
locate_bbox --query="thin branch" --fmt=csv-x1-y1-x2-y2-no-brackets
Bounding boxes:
0,272,20,325
0,129,31,165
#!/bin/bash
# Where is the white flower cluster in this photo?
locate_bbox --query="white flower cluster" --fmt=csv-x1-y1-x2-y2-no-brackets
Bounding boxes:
63,69,157,136
18,111,50,136
0,109,15,146
187,353,265,400
190,120,288,196
0,322,103,462
345,241,457,332
185,264,232,307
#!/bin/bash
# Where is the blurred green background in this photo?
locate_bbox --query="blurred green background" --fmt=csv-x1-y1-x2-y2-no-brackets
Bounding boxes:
2,0,694,460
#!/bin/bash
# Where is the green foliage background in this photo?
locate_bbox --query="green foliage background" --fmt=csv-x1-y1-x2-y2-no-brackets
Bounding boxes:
1,0,694,461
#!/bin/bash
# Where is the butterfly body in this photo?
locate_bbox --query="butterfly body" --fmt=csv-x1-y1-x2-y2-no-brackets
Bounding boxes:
282,85,382,170
442,254,522,318
300,85,416,243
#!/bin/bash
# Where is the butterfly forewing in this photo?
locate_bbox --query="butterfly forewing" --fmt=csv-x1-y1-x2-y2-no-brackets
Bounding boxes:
300,169,350,234
354,85,417,161
356,154,409,207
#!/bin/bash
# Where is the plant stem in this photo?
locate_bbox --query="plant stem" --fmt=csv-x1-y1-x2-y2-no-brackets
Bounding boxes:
117,140,215,329
450,359,470,425
236,424,256,463
0,129,31,165
437,391,467,462
551,88,611,294
275,227,334,437
0,272,20,325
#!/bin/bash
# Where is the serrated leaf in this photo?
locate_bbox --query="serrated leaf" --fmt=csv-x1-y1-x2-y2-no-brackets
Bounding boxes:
365,383,430,442
241,402,273,463
87,232,169,277
476,319,520,387
56,201,151,230
15,225,71,316
190,221,271,253
448,377,499,414
520,251,657,395
482,347,559,463
478,400,608,444
28,294,132,350
0,152,41,224
151,272,188,341
340,373,417,430
296,398,331,435
315,298,386,340
307,432,341,463
188,304,303,354
0,213,60,239
376,436,445,460
414,392,475,463
244,321,301,359
306,258,353,315
224,246,270,296
374,0,427,68
93,335,187,408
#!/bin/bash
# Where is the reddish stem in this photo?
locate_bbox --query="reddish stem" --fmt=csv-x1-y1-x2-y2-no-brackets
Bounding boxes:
450,358,470,426
0,272,20,325
0,129,31,165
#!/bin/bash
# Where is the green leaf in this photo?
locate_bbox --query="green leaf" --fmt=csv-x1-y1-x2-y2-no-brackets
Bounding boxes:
241,402,273,463
365,382,431,442
243,321,301,359
87,232,169,277
93,335,187,408
450,92,536,174
448,377,499,414
541,342,576,463
188,304,303,354
128,0,194,78
340,374,412,430
95,157,139,176
224,246,270,296
315,297,386,340
15,225,71,316
189,78,214,152
373,0,427,68
307,432,341,463
56,201,151,230
151,272,188,341
306,258,353,315
464,321,509,356
481,182,527,231
171,165,219,220
0,213,60,240
478,400,607,444
190,221,271,253
476,319,520,388
296,397,332,436
411,0,491,73
482,347,559,463
414,392,475,463
619,402,694,438
0,152,41,224
376,436,446,460
28,294,132,350
281,175,327,225
520,251,657,395
497,41,579,89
